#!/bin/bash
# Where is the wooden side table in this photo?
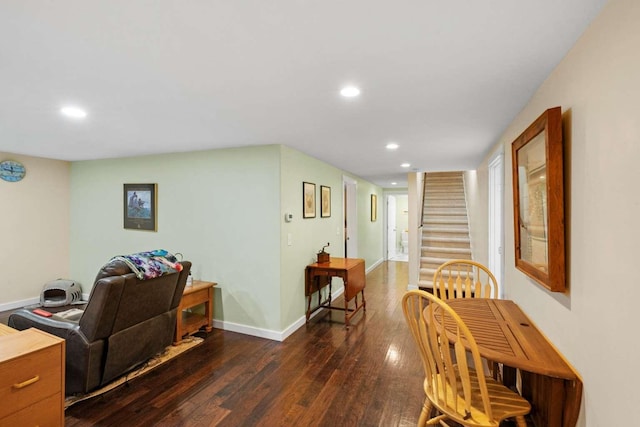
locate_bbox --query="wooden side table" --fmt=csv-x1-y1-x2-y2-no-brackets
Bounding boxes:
174,280,216,345
305,257,366,327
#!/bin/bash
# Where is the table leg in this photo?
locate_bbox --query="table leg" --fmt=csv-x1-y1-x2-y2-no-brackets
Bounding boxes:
204,286,213,332
306,275,317,322
503,366,517,390
174,309,184,345
521,370,566,427
344,295,350,328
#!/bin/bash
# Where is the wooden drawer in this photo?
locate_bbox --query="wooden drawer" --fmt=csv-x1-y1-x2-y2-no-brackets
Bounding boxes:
180,288,208,307
0,340,62,419
0,392,62,427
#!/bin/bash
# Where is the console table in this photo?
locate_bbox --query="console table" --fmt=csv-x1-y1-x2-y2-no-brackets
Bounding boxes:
305,257,366,327
0,325,65,426
174,280,216,345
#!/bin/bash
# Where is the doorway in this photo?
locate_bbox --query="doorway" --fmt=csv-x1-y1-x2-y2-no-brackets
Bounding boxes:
386,193,408,262
343,176,358,257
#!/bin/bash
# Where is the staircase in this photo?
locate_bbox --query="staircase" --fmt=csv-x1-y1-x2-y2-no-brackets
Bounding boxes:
419,171,472,289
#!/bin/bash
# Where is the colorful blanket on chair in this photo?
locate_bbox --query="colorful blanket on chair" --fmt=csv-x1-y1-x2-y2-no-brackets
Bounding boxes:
111,249,183,280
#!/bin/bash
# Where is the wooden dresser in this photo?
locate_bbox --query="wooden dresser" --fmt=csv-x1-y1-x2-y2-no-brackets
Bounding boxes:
0,325,65,427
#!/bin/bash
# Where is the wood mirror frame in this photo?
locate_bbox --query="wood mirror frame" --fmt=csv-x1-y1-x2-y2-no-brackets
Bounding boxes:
511,106,565,292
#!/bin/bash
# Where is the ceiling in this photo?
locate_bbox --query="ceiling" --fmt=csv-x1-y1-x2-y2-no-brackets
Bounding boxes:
0,1,607,188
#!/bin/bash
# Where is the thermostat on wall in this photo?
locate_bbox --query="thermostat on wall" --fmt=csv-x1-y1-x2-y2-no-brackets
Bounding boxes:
284,213,293,222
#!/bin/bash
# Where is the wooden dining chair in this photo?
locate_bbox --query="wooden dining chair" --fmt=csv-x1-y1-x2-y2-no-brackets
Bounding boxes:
433,260,498,300
402,290,530,427
433,260,501,379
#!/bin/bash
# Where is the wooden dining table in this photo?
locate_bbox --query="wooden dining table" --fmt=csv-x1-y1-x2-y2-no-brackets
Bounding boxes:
434,298,582,427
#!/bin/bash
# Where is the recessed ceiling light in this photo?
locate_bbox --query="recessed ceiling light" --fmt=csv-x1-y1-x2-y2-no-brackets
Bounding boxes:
340,86,361,98
386,143,399,150
391,182,397,186
401,163,411,168
60,106,88,119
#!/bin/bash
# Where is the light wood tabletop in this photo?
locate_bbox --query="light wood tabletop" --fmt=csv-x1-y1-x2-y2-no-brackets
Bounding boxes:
0,323,17,336
433,298,582,427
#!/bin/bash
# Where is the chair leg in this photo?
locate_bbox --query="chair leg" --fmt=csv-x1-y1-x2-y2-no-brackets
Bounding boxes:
418,397,433,427
515,415,527,427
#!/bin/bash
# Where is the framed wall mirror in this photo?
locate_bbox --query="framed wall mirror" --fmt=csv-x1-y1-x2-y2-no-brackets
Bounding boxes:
511,107,565,292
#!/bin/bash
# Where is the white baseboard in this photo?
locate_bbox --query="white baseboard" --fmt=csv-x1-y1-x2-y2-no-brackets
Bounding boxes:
0,294,91,314
0,297,39,313
211,286,346,342
211,319,287,342
367,258,384,273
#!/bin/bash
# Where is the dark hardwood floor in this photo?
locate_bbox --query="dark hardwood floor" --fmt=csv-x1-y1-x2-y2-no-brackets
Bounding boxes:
64,261,423,426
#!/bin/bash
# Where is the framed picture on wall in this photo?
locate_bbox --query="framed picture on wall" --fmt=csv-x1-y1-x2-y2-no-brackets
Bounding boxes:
303,182,316,218
511,106,565,292
124,183,157,231
320,185,331,217
371,194,377,221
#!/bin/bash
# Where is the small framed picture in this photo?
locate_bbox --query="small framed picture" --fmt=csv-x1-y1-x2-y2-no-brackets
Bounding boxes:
303,182,316,218
124,183,157,231
320,185,331,218
371,194,377,222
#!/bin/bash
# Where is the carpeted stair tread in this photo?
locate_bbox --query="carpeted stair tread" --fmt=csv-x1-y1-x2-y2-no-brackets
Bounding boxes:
422,236,470,243
423,226,470,233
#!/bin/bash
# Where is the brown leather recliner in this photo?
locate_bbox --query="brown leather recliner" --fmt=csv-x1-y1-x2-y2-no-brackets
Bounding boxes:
9,259,191,395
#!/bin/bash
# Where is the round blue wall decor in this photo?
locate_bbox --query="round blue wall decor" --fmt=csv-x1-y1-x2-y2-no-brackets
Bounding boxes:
0,160,26,182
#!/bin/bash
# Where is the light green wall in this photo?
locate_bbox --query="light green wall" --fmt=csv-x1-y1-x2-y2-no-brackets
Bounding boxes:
68,144,383,334
0,144,382,333
70,146,282,330
353,176,384,266
279,146,345,328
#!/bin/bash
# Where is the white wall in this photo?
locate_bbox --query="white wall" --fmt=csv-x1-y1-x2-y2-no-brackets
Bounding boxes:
464,169,488,265
482,1,640,425
0,153,70,308
408,172,422,288
395,194,409,250
353,176,385,267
